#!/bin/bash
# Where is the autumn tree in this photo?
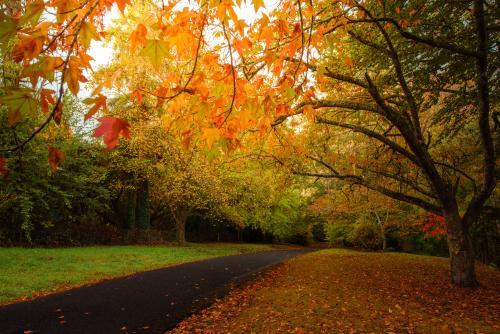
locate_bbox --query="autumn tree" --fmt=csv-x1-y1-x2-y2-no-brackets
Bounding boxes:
311,185,406,251
270,0,498,286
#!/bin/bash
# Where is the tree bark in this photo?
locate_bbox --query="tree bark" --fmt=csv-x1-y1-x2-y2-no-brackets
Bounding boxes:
374,212,387,252
173,207,188,245
445,212,478,287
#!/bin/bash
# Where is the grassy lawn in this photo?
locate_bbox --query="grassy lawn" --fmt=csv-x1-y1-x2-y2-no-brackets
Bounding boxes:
171,249,500,334
0,243,278,305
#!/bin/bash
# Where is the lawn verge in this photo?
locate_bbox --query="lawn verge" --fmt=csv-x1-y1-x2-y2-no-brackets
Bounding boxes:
0,243,282,305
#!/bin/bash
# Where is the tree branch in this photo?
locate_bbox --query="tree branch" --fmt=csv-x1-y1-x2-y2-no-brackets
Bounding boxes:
315,117,421,166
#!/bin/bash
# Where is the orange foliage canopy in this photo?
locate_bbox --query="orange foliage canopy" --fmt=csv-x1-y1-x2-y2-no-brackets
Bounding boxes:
0,0,327,173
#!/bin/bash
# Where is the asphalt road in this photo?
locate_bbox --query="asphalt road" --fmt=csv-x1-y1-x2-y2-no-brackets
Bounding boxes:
0,249,309,334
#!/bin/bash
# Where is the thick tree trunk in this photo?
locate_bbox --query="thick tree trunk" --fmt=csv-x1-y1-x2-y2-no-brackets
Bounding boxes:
176,219,186,245
445,213,478,287
173,207,188,245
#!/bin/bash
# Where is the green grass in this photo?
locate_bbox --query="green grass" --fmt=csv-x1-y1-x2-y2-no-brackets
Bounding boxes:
0,243,277,305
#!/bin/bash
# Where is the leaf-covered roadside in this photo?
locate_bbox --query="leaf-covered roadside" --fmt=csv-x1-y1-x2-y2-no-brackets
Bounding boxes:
169,250,499,334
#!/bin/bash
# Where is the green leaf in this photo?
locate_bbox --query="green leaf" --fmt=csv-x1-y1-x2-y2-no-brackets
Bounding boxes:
0,16,16,45
0,88,38,127
79,22,98,50
140,39,169,69
20,0,45,26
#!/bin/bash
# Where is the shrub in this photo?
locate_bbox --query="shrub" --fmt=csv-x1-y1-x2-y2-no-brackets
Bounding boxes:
325,223,353,247
350,216,383,250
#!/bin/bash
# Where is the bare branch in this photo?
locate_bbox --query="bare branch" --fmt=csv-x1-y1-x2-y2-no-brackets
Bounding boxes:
316,117,421,166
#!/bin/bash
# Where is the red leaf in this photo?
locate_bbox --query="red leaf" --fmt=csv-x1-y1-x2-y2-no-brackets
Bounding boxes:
93,117,131,150
0,157,9,177
48,146,65,173
40,89,55,114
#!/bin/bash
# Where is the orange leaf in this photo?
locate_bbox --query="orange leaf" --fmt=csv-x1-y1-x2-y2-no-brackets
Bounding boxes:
130,89,143,103
181,128,193,149
259,26,273,49
83,94,107,120
12,33,43,62
201,127,220,148
303,104,315,120
48,146,65,173
40,89,55,114
115,0,130,13
129,23,148,52
232,38,252,57
275,103,290,116
344,55,353,67
65,57,83,95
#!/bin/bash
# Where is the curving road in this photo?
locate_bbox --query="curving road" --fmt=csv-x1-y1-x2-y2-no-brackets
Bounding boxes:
0,249,309,334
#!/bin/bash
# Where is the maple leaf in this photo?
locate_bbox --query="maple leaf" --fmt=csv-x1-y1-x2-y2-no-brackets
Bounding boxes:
115,0,130,13
140,39,169,69
232,38,252,57
79,22,100,50
0,88,37,127
93,117,131,150
253,0,265,12
201,128,220,148
259,26,274,49
129,24,148,52
48,146,65,173
0,15,17,45
40,89,55,114
20,0,45,26
0,157,8,177
12,33,43,62
83,94,107,120
275,103,290,116
65,57,84,95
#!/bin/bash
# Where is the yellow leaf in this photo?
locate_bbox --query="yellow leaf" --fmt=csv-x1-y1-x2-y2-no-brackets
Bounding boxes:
83,94,107,121
20,0,45,26
140,39,169,69
201,128,220,148
0,88,37,127
253,0,265,12
79,22,99,50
